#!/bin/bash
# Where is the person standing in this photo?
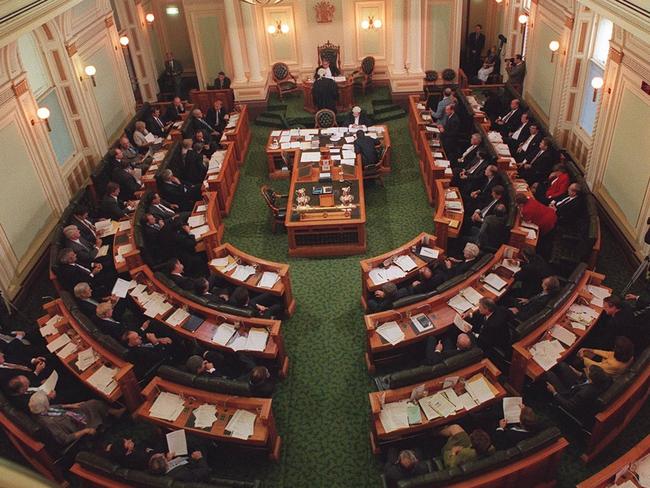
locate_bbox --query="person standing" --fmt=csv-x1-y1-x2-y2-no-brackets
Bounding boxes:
312,68,338,112
165,52,183,97
467,24,486,76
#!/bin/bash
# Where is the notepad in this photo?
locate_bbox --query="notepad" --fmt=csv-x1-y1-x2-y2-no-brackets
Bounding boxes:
112,278,133,298
447,295,474,314
369,268,388,286
419,247,439,259
187,214,206,228
231,264,256,282
380,401,410,432
394,255,417,272
465,375,495,404
503,397,523,424
167,308,190,327
453,313,472,333
166,429,188,456
225,409,256,439
258,271,280,289
484,273,507,291
459,286,483,306
375,321,405,345
46,333,71,353
549,325,576,346
56,342,78,359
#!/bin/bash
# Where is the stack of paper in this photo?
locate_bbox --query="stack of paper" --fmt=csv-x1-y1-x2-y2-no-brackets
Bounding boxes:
75,348,97,371
167,308,190,327
210,256,231,268
258,271,280,289
484,273,507,292
40,318,60,337
448,295,474,314
231,265,256,282
503,397,523,424
150,391,185,422
47,333,71,353
112,278,136,298
445,189,458,199
242,328,269,352
88,365,118,396
465,376,496,404
56,341,78,359
95,220,113,237
501,259,521,274
487,131,503,143
419,392,456,419
379,401,410,432
394,255,417,272
457,392,478,411
96,245,110,257
301,151,321,163
459,286,483,306
369,268,388,286
419,247,439,259
384,265,407,280
226,409,256,439
550,325,577,346
342,150,356,160
375,321,405,345
529,339,565,371
166,430,188,456
566,304,599,324
445,201,463,211
188,214,206,228
213,323,238,345
38,371,59,394
193,404,218,429
189,225,209,239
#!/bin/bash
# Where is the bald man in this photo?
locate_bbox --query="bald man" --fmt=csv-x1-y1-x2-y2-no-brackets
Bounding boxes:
425,333,474,365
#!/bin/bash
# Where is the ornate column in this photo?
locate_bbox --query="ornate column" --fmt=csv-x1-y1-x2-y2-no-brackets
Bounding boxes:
406,0,423,74
391,0,405,74
224,0,247,83
241,3,263,82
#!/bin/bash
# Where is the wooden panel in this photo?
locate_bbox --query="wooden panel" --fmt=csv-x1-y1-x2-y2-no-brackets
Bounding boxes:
566,92,575,121
572,59,582,87
578,21,588,53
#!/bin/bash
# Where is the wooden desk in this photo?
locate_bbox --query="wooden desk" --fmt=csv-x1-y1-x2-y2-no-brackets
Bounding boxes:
189,192,224,256
208,242,296,317
364,245,517,372
433,179,463,251
265,125,391,180
39,300,142,412
189,88,235,114
368,359,506,451
578,435,650,488
509,270,608,392
284,150,367,257
359,233,444,310
205,141,239,216
302,78,354,114
223,105,252,166
408,95,434,156
136,377,281,461
418,130,451,205
128,265,289,377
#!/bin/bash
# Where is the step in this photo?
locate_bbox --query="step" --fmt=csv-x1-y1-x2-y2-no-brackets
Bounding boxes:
257,112,285,121
254,116,285,128
373,109,407,123
373,104,402,115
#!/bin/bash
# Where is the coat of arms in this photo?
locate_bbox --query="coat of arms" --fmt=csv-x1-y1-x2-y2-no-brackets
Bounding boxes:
314,1,335,23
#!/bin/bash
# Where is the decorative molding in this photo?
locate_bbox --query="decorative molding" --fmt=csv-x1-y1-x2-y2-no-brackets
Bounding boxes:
65,42,77,56
104,16,114,28
564,16,575,29
11,79,28,96
609,46,624,64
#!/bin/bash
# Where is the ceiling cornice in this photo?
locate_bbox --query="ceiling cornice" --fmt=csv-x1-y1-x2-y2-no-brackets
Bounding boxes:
576,0,650,43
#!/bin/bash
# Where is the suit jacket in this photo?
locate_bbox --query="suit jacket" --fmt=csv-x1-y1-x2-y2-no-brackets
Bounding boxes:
165,103,186,122
184,150,207,185
508,122,531,147
111,168,140,200
159,180,195,210
471,306,510,351
477,215,509,251
441,113,460,152
513,254,552,297
213,77,231,89
344,112,372,127
555,194,586,225
168,272,196,291
96,317,129,340
457,144,480,168
148,202,177,222
384,447,429,488
312,77,338,112
168,457,211,482
165,59,183,77
520,150,554,184
146,116,166,137
434,96,454,121
498,108,523,133
474,175,503,207
69,215,97,244
354,136,380,166
516,133,542,162
65,238,98,266
56,263,95,291
492,426,534,450
100,195,128,220
468,32,486,55
205,107,228,133
187,117,217,141
554,379,609,415
314,64,341,78
517,290,556,321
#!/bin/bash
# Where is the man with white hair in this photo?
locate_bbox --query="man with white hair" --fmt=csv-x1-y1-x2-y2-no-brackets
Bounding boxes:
133,120,153,150
63,225,101,267
344,106,372,128
425,332,474,365
428,242,481,288
314,57,340,79
312,68,338,112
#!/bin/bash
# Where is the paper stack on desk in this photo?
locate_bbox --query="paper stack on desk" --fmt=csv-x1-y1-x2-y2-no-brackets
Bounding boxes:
419,392,456,420
210,256,231,268
75,348,97,371
258,271,280,289
375,321,405,345
529,339,565,371
447,294,474,314
56,341,78,359
342,150,356,160
189,225,209,239
384,265,407,281
192,404,217,429
226,409,256,439
242,328,269,352
459,286,483,306
301,151,321,163
445,201,463,212
188,214,206,228
379,401,410,432
395,255,417,272
212,323,238,346
88,365,118,396
503,397,523,424
566,304,599,324
549,325,577,346
167,308,190,327
231,264,256,282
484,273,507,292
419,247,439,259
369,268,388,286
47,333,71,353
112,278,136,298
487,131,503,143
150,391,185,422
465,375,496,404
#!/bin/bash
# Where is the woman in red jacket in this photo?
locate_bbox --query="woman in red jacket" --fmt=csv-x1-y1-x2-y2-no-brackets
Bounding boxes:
515,193,557,236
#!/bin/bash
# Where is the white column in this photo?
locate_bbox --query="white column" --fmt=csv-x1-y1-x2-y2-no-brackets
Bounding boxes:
407,0,423,73
241,3,263,82
224,0,247,83
392,0,405,74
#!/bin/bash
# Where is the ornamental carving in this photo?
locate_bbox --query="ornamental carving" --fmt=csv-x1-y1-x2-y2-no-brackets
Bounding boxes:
314,1,335,23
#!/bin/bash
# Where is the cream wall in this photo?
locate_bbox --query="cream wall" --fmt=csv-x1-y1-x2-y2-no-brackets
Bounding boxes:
526,18,561,116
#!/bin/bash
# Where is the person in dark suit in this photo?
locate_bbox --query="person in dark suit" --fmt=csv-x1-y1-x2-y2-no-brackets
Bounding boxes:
513,123,542,163
146,107,168,137
354,130,381,167
205,99,228,134
166,258,198,291
511,248,553,298
185,349,254,380
5,375,53,411
140,213,165,261
100,182,133,220
505,112,531,152
247,366,275,398
74,282,130,323
164,52,183,97
493,99,522,135
63,225,101,267
148,446,211,481
475,204,509,251
145,192,182,223
405,264,441,295
314,58,340,78
229,286,284,320
213,71,231,90
466,166,503,210
383,448,429,488
0,354,41,387
456,133,482,170
506,55,526,86
454,152,490,191
121,330,171,377
545,363,611,419
438,104,460,161
467,298,511,352
194,277,229,304
470,402,540,450
158,169,200,211
111,159,142,201
467,24,486,76
508,275,560,322
107,436,165,470
172,223,205,276
186,109,220,145
550,183,587,226
424,333,473,365
584,295,636,350
466,185,506,237
184,143,208,185
164,96,186,122
344,106,372,127
55,248,114,296
68,206,102,246
313,68,339,112
517,137,554,185
95,301,133,340
367,282,409,313
426,243,481,290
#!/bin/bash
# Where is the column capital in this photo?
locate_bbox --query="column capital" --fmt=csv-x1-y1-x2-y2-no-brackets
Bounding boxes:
608,46,623,64
104,16,114,28
11,79,28,97
65,43,77,57
564,16,574,29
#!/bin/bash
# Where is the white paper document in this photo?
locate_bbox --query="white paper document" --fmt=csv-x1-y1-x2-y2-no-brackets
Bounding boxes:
243,328,269,352
419,247,439,259
369,268,388,286
587,285,610,300
465,376,495,404
87,365,118,395
210,257,230,268
213,323,238,346
231,264,256,282
379,401,410,432
448,295,474,314
189,225,209,239
375,321,405,345
166,429,188,456
149,391,185,422
394,255,417,272
484,273,507,291
188,215,206,228
166,308,190,327
46,333,71,353
75,348,97,371
38,371,59,394
112,278,132,298
503,397,523,424
226,409,256,439
96,245,109,258
453,313,473,333
549,325,577,346
56,341,78,359
258,271,280,289
460,286,483,306
192,404,217,429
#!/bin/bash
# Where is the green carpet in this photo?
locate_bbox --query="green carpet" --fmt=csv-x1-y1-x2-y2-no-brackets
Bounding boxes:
215,89,649,488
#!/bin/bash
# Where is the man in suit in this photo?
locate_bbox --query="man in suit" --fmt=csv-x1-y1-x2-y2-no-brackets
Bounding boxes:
121,330,171,377
56,248,113,296
467,24,486,76
146,107,168,137
145,192,182,223
187,109,220,146
454,151,489,190
467,298,511,352
345,106,372,127
74,282,129,322
438,104,460,161
213,71,231,89
383,448,429,488
229,286,284,320
424,333,473,365
140,213,165,261
427,243,481,289
514,123,542,163
367,282,409,313
148,447,211,481
467,185,506,236
493,99,522,135
354,129,381,167
205,99,228,134
456,133,482,170
194,277,229,304
184,143,208,185
517,137,554,185
467,166,502,209
545,364,611,419
314,58,340,78
433,88,455,123
133,121,155,151
62,225,104,268
166,258,198,291
158,169,200,211
550,182,587,226
313,68,338,112
164,52,183,97
111,159,142,200
584,295,636,349
506,55,526,86
512,248,553,298
117,138,144,168
475,203,509,251
95,302,131,340
508,275,560,322
68,205,102,247
0,353,42,387
505,112,531,152
164,97,186,122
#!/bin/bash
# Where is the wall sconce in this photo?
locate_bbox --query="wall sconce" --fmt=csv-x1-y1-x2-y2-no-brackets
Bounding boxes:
32,107,51,132
591,76,604,101
549,41,560,62
145,13,155,23
518,14,528,24
83,65,97,86
267,20,289,35
165,6,179,15
119,35,130,47
495,0,503,3
361,16,382,29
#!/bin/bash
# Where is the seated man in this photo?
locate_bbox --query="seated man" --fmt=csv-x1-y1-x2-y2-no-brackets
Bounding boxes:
28,390,124,446
56,248,114,296
111,159,142,201
133,121,155,151
466,167,502,210
166,258,199,291
466,297,511,352
62,225,107,268
424,333,473,365
107,435,165,470
185,349,254,380
437,424,493,469
148,445,210,482
578,336,634,377
406,264,441,295
164,96,187,122
68,205,104,246
213,71,231,90
455,133,482,170
513,123,542,163
314,57,340,78
584,295,635,349
428,243,481,289
517,137,554,185
186,108,221,146
248,366,275,398
117,137,142,166
515,193,557,237
474,203,509,252
545,364,612,418
470,401,540,450
549,182,587,226
6,375,54,411
0,352,44,386
476,60,494,84
354,129,381,168
145,192,183,222
505,112,531,152
74,282,128,321
158,169,201,211
100,182,134,220
146,107,169,137
508,276,560,322
383,448,429,488
492,98,522,135
205,99,229,134
345,106,372,128
511,248,552,298
466,185,506,234
121,330,172,374
195,277,229,304
229,286,284,320
453,152,490,190
367,282,409,313
535,164,570,205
